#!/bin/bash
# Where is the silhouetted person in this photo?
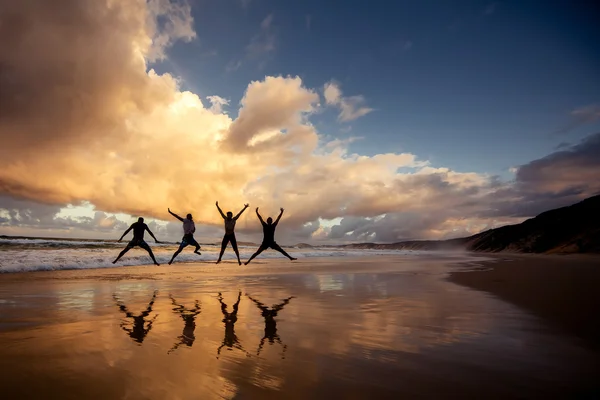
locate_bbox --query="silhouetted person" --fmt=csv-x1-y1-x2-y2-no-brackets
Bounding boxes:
216,291,249,358
168,295,202,354
247,294,294,358
167,208,201,265
216,201,249,265
113,217,160,265
113,290,158,344
245,208,297,265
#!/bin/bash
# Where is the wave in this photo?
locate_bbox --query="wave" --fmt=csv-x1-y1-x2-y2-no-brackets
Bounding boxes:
0,244,429,273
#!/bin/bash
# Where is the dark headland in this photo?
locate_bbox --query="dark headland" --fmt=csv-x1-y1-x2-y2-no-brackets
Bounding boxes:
314,194,600,254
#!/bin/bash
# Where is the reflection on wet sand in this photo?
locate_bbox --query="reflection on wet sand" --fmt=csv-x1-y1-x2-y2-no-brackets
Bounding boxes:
247,294,294,359
113,290,158,344
168,295,202,354
1,257,599,399
216,291,250,358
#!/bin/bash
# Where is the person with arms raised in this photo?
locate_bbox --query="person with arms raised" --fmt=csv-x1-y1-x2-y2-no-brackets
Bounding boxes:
167,208,201,265
112,217,160,265
216,201,249,265
244,207,297,265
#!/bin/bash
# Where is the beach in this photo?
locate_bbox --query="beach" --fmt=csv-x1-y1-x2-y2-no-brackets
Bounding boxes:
0,254,599,399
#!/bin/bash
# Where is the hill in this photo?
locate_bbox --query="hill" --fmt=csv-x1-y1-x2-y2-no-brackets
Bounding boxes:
327,194,600,254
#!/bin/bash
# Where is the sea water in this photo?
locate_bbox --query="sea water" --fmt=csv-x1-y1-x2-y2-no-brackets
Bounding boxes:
0,236,432,273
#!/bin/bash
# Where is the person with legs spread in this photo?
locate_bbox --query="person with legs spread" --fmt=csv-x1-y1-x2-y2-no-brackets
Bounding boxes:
167,208,201,265
216,201,249,265
244,207,297,265
113,217,160,265
246,294,295,358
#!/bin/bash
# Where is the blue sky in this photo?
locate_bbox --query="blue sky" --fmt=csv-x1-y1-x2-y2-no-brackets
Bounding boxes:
154,0,600,177
1,0,599,243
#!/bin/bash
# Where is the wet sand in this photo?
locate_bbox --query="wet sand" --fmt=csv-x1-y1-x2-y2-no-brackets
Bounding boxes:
0,254,599,399
449,253,600,350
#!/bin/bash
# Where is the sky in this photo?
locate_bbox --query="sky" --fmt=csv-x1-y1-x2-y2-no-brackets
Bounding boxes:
0,0,599,244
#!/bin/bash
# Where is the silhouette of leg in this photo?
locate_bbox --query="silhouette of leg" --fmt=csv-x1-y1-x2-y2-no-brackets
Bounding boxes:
113,245,133,264
140,242,160,265
217,235,230,264
271,243,296,260
230,235,242,265
169,243,186,265
189,236,201,255
245,244,267,265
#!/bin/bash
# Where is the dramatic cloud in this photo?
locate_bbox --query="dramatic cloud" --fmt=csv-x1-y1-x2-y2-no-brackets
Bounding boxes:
0,0,597,244
206,95,230,114
554,104,600,135
324,82,374,122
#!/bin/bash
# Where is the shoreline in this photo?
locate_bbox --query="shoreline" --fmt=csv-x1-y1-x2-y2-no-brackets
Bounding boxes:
448,253,600,350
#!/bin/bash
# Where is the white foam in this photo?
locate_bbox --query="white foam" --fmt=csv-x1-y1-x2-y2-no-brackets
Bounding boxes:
0,244,432,273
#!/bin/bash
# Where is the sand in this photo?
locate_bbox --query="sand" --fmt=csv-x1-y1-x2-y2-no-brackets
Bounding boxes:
449,253,600,350
0,254,598,399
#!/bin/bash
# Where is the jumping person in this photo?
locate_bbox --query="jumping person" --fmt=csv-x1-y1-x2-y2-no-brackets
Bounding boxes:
216,201,249,265
167,208,201,265
244,208,297,265
246,294,295,358
113,217,160,265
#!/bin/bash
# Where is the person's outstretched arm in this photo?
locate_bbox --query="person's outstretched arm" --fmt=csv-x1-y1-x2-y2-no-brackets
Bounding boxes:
118,225,133,242
145,226,160,243
234,203,249,220
215,201,226,219
168,208,184,222
256,207,266,226
274,208,284,226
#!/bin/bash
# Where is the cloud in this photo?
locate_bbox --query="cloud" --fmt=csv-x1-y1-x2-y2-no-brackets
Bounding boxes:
145,0,196,62
554,104,600,135
1,0,598,245
245,14,276,59
206,95,230,114
323,82,374,122
306,15,312,31
225,60,243,72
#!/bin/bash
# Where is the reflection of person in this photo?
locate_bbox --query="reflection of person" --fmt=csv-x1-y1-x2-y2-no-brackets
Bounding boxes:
216,201,249,265
113,290,158,344
113,217,160,265
245,208,297,265
168,295,201,354
167,208,201,265
216,291,249,358
247,294,294,358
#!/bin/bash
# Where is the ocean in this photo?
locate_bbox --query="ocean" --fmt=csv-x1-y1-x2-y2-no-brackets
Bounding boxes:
0,236,426,273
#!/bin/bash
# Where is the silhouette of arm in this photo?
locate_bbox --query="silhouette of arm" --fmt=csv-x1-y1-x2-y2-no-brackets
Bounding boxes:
272,296,294,313
145,225,159,243
215,202,226,219
234,204,249,220
217,293,228,316
274,208,284,226
141,291,158,317
232,291,242,314
168,208,184,222
118,225,133,241
256,208,266,226
246,294,268,313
